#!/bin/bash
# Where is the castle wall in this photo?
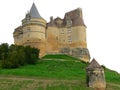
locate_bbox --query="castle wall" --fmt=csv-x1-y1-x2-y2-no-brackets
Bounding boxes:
15,34,23,45
46,27,59,53
22,25,45,40
46,25,87,54
22,18,46,27
59,28,67,43
24,41,46,57
71,26,87,48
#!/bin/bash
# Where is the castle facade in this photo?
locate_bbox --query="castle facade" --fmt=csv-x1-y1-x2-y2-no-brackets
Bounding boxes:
13,3,90,62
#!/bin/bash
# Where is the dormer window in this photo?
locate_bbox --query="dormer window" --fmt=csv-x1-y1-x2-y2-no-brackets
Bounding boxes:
66,15,72,27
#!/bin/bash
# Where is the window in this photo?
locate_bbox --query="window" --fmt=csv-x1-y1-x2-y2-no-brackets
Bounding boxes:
27,27,30,32
68,28,72,33
68,36,72,42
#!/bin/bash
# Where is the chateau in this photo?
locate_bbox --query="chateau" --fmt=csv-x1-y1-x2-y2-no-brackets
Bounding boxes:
13,3,90,62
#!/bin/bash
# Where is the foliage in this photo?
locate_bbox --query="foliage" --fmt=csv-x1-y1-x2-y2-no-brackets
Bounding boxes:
0,77,119,90
0,78,93,90
3,51,19,68
0,79,33,90
25,46,39,64
0,60,88,80
0,43,9,60
105,68,120,84
0,54,120,84
0,43,39,68
0,54,120,89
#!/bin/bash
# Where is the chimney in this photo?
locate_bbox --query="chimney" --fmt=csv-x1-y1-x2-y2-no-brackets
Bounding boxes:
50,16,53,22
77,8,83,18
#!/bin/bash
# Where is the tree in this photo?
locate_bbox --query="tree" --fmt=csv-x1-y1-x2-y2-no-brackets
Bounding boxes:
24,46,32,64
18,49,26,66
0,43,9,60
0,43,40,68
24,46,39,64
2,51,19,68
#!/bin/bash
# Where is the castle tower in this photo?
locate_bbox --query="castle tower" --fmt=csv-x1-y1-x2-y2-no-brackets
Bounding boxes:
13,3,46,57
86,58,106,90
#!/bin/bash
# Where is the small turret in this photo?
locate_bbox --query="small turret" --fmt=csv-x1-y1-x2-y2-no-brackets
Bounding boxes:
86,58,106,90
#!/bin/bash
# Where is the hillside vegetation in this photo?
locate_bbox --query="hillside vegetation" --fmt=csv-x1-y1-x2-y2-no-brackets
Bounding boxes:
0,54,120,90
0,43,39,68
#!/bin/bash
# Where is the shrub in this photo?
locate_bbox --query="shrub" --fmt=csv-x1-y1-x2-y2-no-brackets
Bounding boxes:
0,43,39,68
0,43,9,60
24,46,39,64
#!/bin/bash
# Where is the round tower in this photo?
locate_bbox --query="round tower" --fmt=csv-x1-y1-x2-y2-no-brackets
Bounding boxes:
13,3,46,57
21,3,46,57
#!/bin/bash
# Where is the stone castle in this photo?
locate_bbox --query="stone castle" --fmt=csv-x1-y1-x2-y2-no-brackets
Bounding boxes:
13,3,90,62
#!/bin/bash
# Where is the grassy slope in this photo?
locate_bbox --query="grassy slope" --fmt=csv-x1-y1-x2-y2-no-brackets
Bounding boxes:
41,54,80,61
0,59,87,80
0,54,120,90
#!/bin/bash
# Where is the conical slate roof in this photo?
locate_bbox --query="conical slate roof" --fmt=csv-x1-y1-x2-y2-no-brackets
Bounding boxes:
30,3,42,18
86,58,102,70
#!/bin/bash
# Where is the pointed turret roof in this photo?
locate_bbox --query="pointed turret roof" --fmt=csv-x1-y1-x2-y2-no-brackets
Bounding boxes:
30,3,42,18
86,58,102,70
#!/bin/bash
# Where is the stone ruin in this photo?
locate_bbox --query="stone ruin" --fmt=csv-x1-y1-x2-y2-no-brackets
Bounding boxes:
86,58,106,90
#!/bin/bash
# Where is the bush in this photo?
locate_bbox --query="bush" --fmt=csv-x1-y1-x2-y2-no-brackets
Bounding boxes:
2,60,12,68
0,43,39,68
2,51,19,68
25,46,39,64
0,43,9,60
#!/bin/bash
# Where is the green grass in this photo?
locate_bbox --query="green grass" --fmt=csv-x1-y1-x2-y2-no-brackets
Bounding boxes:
105,68,120,84
0,79,33,90
46,83,92,90
0,54,120,90
42,54,79,61
0,78,119,90
0,60,87,80
0,78,93,90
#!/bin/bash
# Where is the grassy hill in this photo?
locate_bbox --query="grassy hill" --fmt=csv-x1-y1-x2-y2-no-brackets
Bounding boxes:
0,54,120,90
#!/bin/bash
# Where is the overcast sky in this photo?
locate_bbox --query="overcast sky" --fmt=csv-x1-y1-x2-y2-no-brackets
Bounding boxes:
0,0,120,73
